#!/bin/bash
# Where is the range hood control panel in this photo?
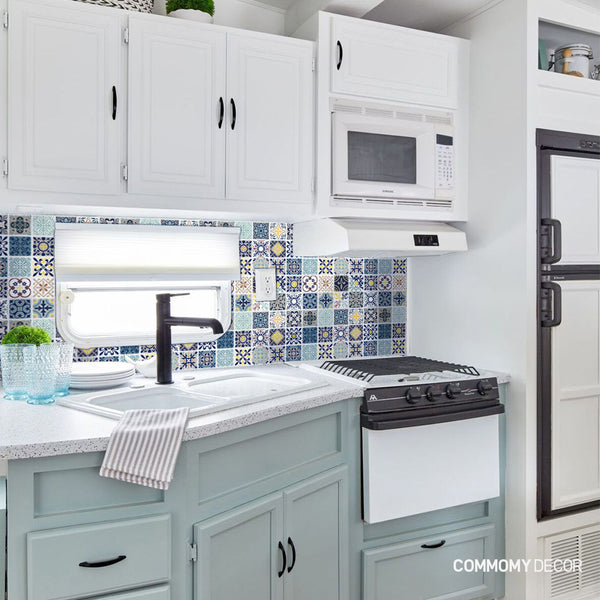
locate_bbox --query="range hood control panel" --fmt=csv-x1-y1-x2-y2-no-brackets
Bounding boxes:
413,234,440,247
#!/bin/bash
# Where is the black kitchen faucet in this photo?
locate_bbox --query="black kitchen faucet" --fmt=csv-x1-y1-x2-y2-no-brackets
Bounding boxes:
156,293,224,385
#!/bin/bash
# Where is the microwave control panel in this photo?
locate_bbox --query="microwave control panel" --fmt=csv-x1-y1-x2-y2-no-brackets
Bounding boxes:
435,134,455,190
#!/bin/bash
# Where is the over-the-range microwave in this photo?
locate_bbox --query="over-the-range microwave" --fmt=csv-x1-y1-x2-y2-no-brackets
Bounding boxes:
331,99,455,209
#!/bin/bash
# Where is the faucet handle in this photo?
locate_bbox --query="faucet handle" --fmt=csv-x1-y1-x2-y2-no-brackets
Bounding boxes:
156,292,190,303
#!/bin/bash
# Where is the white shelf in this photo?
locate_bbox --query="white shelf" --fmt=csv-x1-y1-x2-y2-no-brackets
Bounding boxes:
537,68,600,96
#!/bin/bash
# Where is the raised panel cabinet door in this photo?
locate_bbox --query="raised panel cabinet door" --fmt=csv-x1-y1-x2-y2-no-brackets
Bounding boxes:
194,494,284,600
331,18,459,109
128,16,226,198
551,280,600,510
550,155,600,265
363,525,496,600
282,467,349,600
226,34,314,204
8,0,124,194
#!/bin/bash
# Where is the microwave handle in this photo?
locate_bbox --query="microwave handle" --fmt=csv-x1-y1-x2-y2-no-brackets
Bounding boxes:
336,41,343,70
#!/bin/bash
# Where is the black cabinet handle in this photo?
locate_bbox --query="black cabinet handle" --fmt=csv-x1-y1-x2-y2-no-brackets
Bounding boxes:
541,218,562,264
336,40,343,70
287,537,296,573
541,281,562,328
278,541,286,577
218,97,224,129
421,540,446,549
230,98,237,130
79,555,126,568
112,86,117,121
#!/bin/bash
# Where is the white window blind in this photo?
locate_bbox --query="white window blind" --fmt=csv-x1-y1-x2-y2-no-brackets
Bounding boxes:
55,223,241,282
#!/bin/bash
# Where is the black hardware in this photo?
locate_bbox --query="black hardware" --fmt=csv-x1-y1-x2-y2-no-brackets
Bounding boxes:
79,555,126,568
541,218,562,264
421,540,446,550
218,97,224,129
156,293,224,384
336,41,343,70
112,86,117,121
287,537,296,573
540,282,562,328
230,98,237,130
278,541,286,577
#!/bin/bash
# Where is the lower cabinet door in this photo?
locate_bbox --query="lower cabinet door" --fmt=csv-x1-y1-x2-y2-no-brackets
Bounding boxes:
363,525,496,600
91,586,170,600
283,467,348,600
193,493,284,600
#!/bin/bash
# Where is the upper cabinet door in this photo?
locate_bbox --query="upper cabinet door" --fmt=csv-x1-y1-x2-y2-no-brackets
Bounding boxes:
551,155,600,265
8,0,124,194
331,18,459,109
128,16,226,198
226,34,314,204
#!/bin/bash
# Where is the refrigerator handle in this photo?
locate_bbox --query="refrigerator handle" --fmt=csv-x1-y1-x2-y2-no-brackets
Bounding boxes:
541,282,562,327
541,218,562,264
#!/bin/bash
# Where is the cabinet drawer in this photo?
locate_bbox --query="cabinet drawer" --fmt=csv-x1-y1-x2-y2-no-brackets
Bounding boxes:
93,586,170,600
363,525,496,600
27,514,171,600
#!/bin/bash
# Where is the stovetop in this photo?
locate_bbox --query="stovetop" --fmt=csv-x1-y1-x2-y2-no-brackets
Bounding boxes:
299,355,481,387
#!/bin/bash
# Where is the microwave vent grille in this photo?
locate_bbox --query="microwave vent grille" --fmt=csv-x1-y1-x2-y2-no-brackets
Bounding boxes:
426,114,453,125
331,102,363,114
394,111,423,122
364,107,395,119
332,196,453,210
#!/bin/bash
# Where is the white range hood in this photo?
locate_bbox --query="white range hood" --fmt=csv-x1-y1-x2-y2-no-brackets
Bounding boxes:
293,219,467,257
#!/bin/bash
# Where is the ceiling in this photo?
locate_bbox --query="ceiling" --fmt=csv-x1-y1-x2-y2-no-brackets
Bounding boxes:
363,0,499,33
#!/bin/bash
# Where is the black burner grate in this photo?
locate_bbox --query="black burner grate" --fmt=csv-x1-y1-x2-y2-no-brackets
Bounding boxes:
320,356,479,382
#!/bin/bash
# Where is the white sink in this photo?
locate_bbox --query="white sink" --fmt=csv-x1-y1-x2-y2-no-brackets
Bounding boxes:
58,365,329,419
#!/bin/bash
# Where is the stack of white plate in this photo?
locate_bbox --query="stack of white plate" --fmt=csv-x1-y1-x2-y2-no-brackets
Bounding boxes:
70,362,137,390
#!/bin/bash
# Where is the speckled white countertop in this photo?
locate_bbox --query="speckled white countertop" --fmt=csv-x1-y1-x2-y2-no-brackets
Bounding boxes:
0,362,510,463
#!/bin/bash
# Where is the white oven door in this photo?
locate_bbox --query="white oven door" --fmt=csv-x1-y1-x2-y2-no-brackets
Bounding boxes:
362,415,500,523
332,112,436,199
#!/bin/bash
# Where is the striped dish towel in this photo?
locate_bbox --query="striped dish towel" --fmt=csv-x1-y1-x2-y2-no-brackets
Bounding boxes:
99,408,189,490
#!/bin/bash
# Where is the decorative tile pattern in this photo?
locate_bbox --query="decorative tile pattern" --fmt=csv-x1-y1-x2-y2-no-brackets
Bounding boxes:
0,215,408,371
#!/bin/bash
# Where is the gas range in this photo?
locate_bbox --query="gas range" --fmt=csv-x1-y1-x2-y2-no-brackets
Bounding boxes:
299,355,502,429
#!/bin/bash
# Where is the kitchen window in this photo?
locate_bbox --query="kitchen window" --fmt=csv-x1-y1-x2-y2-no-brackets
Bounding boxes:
55,223,240,347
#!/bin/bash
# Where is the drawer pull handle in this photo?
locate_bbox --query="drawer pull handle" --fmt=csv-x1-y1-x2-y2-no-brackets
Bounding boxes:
421,540,446,550
277,541,286,577
79,555,127,568
287,537,296,573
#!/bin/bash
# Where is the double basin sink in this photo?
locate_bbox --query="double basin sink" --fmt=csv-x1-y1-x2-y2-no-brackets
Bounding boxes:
58,365,329,420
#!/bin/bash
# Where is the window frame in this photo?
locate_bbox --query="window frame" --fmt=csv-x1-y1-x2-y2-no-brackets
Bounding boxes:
56,280,232,348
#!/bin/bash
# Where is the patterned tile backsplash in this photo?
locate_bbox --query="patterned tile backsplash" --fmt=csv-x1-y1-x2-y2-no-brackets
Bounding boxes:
0,214,407,369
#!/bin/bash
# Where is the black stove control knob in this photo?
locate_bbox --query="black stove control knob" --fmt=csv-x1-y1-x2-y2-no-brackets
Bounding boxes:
405,387,421,404
477,380,493,395
445,383,461,399
425,386,443,402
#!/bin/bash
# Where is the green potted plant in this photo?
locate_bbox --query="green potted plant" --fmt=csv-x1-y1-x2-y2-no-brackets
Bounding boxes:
167,0,215,23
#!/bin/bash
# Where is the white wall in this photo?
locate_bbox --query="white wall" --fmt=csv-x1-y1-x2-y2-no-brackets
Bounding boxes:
408,0,537,598
152,0,285,34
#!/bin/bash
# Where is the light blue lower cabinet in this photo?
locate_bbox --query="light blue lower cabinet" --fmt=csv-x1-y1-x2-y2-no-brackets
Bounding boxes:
193,466,349,600
362,524,497,600
26,515,171,600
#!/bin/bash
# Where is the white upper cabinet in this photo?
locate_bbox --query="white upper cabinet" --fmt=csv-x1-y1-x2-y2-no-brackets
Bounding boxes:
331,17,459,109
127,16,226,198
226,34,313,204
7,0,125,194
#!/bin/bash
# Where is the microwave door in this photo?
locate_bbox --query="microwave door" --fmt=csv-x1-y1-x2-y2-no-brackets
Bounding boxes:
332,113,435,199
540,152,600,270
